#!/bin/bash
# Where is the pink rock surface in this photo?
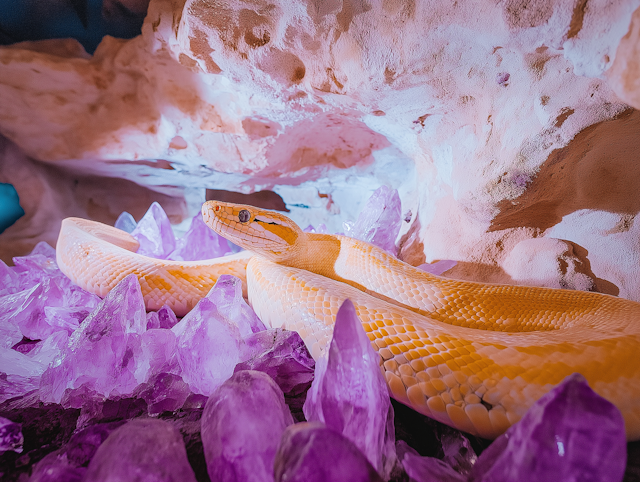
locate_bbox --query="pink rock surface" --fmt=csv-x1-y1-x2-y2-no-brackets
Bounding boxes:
39,274,147,403
167,211,232,261
469,373,626,482
130,202,176,259
274,422,383,482
303,299,395,478
201,370,294,482
84,418,196,482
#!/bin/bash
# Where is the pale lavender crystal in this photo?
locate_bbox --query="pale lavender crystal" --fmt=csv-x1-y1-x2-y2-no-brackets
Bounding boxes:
12,242,67,290
0,373,40,403
418,260,458,276
350,185,402,255
167,212,232,261
0,416,23,454
146,304,178,330
29,450,86,482
134,372,191,415
274,422,383,482
0,259,20,296
402,451,466,482
133,328,180,383
202,370,294,482
43,306,93,334
114,211,137,233
172,294,244,396
469,373,626,482
130,202,176,259
39,274,147,403
303,299,396,478
236,329,315,417
207,275,266,336
9,278,66,340
84,418,197,482
27,330,70,367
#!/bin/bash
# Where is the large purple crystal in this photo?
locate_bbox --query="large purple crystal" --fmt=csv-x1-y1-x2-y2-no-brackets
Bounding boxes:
133,372,191,415
349,185,402,255
84,418,197,482
469,373,627,482
130,202,176,259
65,421,125,466
303,299,395,478
172,292,243,396
167,211,232,261
39,274,147,403
274,422,383,482
201,370,294,482
236,329,315,418
0,416,23,454
207,275,266,336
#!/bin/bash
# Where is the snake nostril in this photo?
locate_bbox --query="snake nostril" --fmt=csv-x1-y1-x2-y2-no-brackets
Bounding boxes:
215,205,220,212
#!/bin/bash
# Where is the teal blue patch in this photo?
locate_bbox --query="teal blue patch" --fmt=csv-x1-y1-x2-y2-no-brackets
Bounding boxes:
0,183,25,234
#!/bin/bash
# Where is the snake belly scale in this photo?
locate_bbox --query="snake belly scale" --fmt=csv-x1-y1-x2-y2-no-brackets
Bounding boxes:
56,203,640,440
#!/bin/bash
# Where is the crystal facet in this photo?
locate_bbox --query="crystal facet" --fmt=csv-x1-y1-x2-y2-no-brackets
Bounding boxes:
303,299,395,478
114,211,137,233
0,416,23,454
417,260,458,276
130,202,176,259
84,418,197,482
39,274,147,403
402,450,467,482
172,294,243,396
274,422,384,482
207,275,266,336
236,328,315,419
201,370,294,482
29,451,87,482
168,212,232,261
470,373,626,482
350,185,402,255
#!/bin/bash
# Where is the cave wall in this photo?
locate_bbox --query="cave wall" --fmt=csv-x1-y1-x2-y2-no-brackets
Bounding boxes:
1,0,639,299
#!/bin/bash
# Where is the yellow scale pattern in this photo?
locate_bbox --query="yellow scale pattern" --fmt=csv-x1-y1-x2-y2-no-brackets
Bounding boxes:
247,257,640,440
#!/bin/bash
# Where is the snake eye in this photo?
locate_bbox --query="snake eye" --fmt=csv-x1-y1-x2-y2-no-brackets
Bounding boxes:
238,209,251,223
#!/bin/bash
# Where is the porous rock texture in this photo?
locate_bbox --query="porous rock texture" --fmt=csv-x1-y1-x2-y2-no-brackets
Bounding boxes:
1,0,640,300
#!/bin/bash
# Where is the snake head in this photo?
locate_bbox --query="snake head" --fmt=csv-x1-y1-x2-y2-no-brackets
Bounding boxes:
202,201,304,261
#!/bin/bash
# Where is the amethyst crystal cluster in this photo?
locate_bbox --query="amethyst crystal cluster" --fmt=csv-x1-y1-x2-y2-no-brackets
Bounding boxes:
0,190,632,481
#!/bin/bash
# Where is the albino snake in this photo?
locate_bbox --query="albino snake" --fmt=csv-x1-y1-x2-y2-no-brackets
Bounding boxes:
56,202,640,440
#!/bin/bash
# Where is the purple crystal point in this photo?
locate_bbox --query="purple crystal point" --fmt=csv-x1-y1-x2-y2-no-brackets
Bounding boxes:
172,295,243,396
114,211,137,233
303,299,396,478
134,328,179,383
84,418,197,482
351,185,402,255
402,451,467,482
12,242,68,290
201,370,294,482
130,201,176,259
0,416,23,454
39,274,147,403
470,373,626,482
207,274,266,336
274,422,384,482
11,278,66,340
168,212,232,261
417,260,458,276
236,329,315,419
156,304,178,329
